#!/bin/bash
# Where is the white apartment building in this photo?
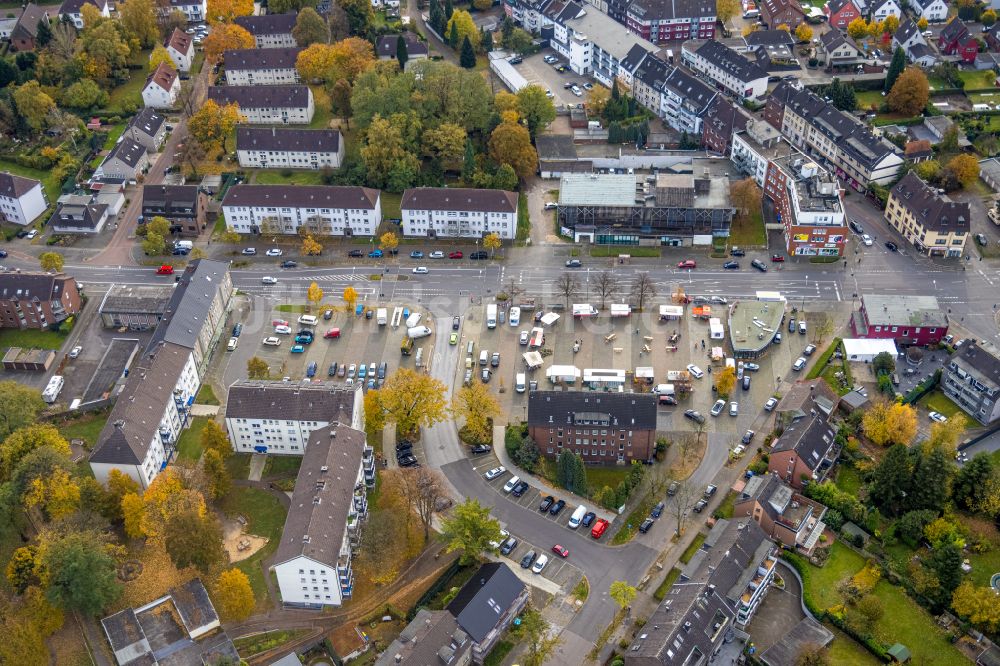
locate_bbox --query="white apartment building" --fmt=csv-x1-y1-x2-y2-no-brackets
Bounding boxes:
167,0,206,22
549,4,657,87
235,127,344,169
224,380,364,454
223,47,303,86
124,108,168,153
731,120,784,187
207,86,314,124
222,185,382,236
0,172,47,227
58,0,109,28
272,425,375,608
401,188,519,240
870,0,902,20
681,40,768,100
142,63,180,110
234,13,298,48
165,28,194,73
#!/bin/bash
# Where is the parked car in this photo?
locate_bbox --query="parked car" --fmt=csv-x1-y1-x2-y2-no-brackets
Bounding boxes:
591,518,609,539
730,247,746,256
429,251,444,259
549,499,566,515
263,336,281,346
290,345,305,353
885,241,898,252
693,499,708,513
410,251,423,258
770,254,785,262
485,466,506,480
929,411,948,423
792,357,807,371
539,495,555,512
470,251,488,260
519,330,530,345
651,502,664,518
861,234,874,246
69,345,82,358
751,259,767,272
581,511,596,527
764,397,778,411
742,430,756,445
729,401,739,416
804,344,816,356
500,537,518,555
448,251,463,259
348,249,363,257
512,480,530,497
232,323,243,337
744,362,760,371
639,518,654,533
723,261,740,270
274,324,292,334
306,362,317,378
677,260,696,269
281,260,298,268
266,248,282,257
242,247,257,255
711,399,726,417
686,364,704,379
552,544,570,558
520,550,537,568
684,410,706,424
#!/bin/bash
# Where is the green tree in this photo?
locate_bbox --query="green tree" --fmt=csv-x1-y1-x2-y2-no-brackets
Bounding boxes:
396,34,408,70
872,351,895,375
952,453,994,510
38,252,64,272
1,425,71,482
119,0,159,48
449,20,459,48
927,542,963,606
508,27,532,53
866,444,911,516
0,382,45,442
164,509,225,573
439,498,502,564
292,7,329,46
609,580,637,611
516,84,556,138
340,0,372,34
885,46,906,92
447,10,478,49
203,449,231,499
13,82,55,131
142,232,166,256
482,29,493,52
493,163,518,191
61,79,108,110
330,78,353,127
516,607,561,666
906,446,953,513
430,0,444,35
462,138,476,182
460,35,476,69
39,531,121,615
826,78,856,111
247,356,269,380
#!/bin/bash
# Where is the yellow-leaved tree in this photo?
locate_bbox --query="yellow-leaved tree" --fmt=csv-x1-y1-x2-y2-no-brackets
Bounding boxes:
379,231,399,255
952,582,1000,633
715,366,736,398
188,99,244,153
214,568,255,620
453,382,502,444
847,17,869,39
149,45,176,71
483,232,502,257
368,368,449,436
862,399,917,446
25,468,80,521
206,0,253,25
307,282,324,310
203,23,254,62
343,285,358,310
0,424,72,481
137,468,207,541
795,23,813,43
301,234,323,256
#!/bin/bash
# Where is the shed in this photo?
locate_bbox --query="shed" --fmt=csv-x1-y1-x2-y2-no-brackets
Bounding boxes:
709,317,724,339
842,338,898,363
659,305,683,320
839,389,870,413
888,643,911,663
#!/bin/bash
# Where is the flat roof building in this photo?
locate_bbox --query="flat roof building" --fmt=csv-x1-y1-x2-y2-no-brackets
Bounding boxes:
728,297,784,359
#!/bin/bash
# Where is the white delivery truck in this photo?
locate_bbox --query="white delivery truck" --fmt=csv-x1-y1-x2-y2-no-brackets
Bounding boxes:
174,240,193,250
407,326,432,339
515,372,526,393
568,505,587,528
42,375,65,404
486,304,498,329
377,308,387,326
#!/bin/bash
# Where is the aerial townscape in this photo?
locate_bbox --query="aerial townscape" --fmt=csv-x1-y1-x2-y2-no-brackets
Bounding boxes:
4,0,1000,663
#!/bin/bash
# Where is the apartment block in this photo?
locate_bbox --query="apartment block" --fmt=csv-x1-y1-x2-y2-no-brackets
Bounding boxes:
0,272,81,329
734,473,827,555
236,127,344,170
0,172,47,226
207,85,314,124
680,40,768,100
221,185,382,236
223,47,303,85
885,171,968,257
401,187,519,240
234,12,298,48
942,340,1000,425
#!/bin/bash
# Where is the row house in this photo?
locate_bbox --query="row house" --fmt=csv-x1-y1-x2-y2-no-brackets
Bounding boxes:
51,197,109,234
870,0,902,20
221,184,382,236
764,82,903,189
818,28,866,68
764,150,847,258
58,0,110,29
549,3,657,88
681,40,768,100
142,184,206,236
626,51,718,135
165,28,195,73
734,474,828,555
850,294,948,346
0,272,81,330
768,413,838,489
938,18,979,65
775,378,839,427
401,187,519,240
759,0,806,29
0,172,47,227
224,380,364,454
141,63,180,110
167,0,206,22
236,127,345,170
271,424,375,607
911,0,947,22
207,85,314,124
625,0,716,44
986,22,1000,51
503,0,579,34
95,137,150,182
702,96,750,156
11,3,47,52
885,171,968,257
942,340,1000,425
124,108,168,153
626,519,777,664
527,390,658,464
824,0,861,29
89,260,234,488
223,47,303,86
730,118,783,187
234,12,298,48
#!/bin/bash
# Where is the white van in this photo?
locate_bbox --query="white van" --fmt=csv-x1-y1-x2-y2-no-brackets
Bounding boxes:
503,475,521,493
174,240,193,250
568,504,587,528
515,372,526,393
298,314,318,326
405,312,422,328
509,307,521,326
407,326,432,339
479,350,489,366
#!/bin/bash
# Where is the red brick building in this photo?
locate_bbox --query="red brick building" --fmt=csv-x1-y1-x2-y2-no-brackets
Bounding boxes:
527,391,657,464
0,272,82,330
733,473,828,554
824,0,862,28
763,151,847,258
759,0,806,30
625,0,717,44
938,18,978,65
702,96,750,156
850,294,948,346
10,3,48,51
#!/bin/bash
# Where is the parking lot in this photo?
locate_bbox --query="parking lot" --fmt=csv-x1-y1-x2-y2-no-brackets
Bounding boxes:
509,51,599,108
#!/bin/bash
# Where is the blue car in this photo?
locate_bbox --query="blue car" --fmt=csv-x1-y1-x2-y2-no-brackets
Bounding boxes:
306,362,317,378
368,249,383,258
410,250,423,258
295,333,313,344
290,345,305,353
232,323,242,337
358,363,367,379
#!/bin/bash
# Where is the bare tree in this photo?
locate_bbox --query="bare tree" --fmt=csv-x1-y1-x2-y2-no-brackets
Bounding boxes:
555,274,580,306
391,467,448,542
505,278,524,304
630,272,657,311
668,480,697,537
644,464,672,496
813,315,834,345
594,271,617,310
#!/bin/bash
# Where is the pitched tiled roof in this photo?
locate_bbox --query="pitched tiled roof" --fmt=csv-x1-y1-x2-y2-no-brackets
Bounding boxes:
107,137,147,168
954,340,1000,391
662,66,717,114
225,380,358,422
401,187,518,214
59,0,107,15
759,0,806,19
375,33,428,58
820,27,859,53
890,171,970,234
53,201,107,229
222,184,379,210
825,0,857,14
692,40,768,83
223,47,303,70
446,563,526,643
627,0,716,22
771,413,836,474
527,390,657,430
14,3,47,38
147,259,230,352
744,29,794,47
234,12,298,35
0,272,73,303
207,85,311,109
145,62,178,93
128,108,166,139
940,17,970,43
237,127,342,153
0,172,41,199
894,18,920,44
166,27,192,54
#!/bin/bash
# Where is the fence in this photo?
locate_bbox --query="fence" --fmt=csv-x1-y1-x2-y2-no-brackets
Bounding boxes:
901,368,941,405
406,559,464,620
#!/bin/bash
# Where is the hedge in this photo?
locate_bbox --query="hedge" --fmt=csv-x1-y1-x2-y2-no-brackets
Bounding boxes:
806,338,842,380
902,368,941,405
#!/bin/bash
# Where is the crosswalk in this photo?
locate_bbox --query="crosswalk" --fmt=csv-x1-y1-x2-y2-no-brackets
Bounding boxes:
293,274,370,282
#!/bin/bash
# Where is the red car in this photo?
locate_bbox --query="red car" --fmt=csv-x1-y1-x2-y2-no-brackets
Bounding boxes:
449,251,464,259
677,260,696,269
272,319,289,327
770,255,785,262
156,265,174,275
591,518,609,539
551,544,569,558
323,328,341,339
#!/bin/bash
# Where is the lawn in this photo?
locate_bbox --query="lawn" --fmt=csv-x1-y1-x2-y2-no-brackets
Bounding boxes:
590,246,660,258
0,327,67,350
381,191,403,220
58,413,108,449
653,567,682,601
233,629,310,657
254,170,326,186
263,455,302,477
918,390,964,420
309,85,333,129
586,465,633,496
217,487,288,608
679,532,706,564
610,492,659,545
958,69,996,90
855,90,883,111
107,72,148,115
805,541,866,610
516,193,529,242
0,158,61,203
728,208,766,246
827,627,882,666
225,453,252,480
483,640,514,666
927,75,950,91
834,466,862,496
102,123,127,150
196,384,219,405
175,416,209,463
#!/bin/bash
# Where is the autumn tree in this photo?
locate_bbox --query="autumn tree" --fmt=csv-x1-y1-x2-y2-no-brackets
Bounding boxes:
214,568,254,620
119,0,159,48
952,582,1000,633
293,7,329,47
77,19,131,83
1,424,71,481
327,37,376,83
25,468,80,521
489,120,537,180
207,0,253,24
330,78,353,127
61,79,109,110
630,272,657,311
715,366,736,398
368,368,449,436
342,285,358,310
946,154,980,187
716,0,740,22
483,231,502,257
421,122,466,167
917,16,929,30
164,509,225,572
6,546,38,592
142,232,166,256
887,67,929,117
795,23,813,42
439,497,502,564
379,231,399,255
268,0,319,12
307,282,324,310
446,10,479,49
202,23,254,63
199,420,231,459
360,114,421,190
13,82,55,131
862,399,917,446
148,45,176,71
38,252,64,272
453,382,502,444
924,414,966,454
847,17,868,39
883,14,899,34
105,470,139,522
121,493,144,538
609,580,637,611
396,467,448,542
137,468,206,541
38,530,121,615
203,449,231,499
0,382,45,442
247,356,270,380
300,234,323,257
517,84,556,138
730,177,762,220
188,99,244,153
